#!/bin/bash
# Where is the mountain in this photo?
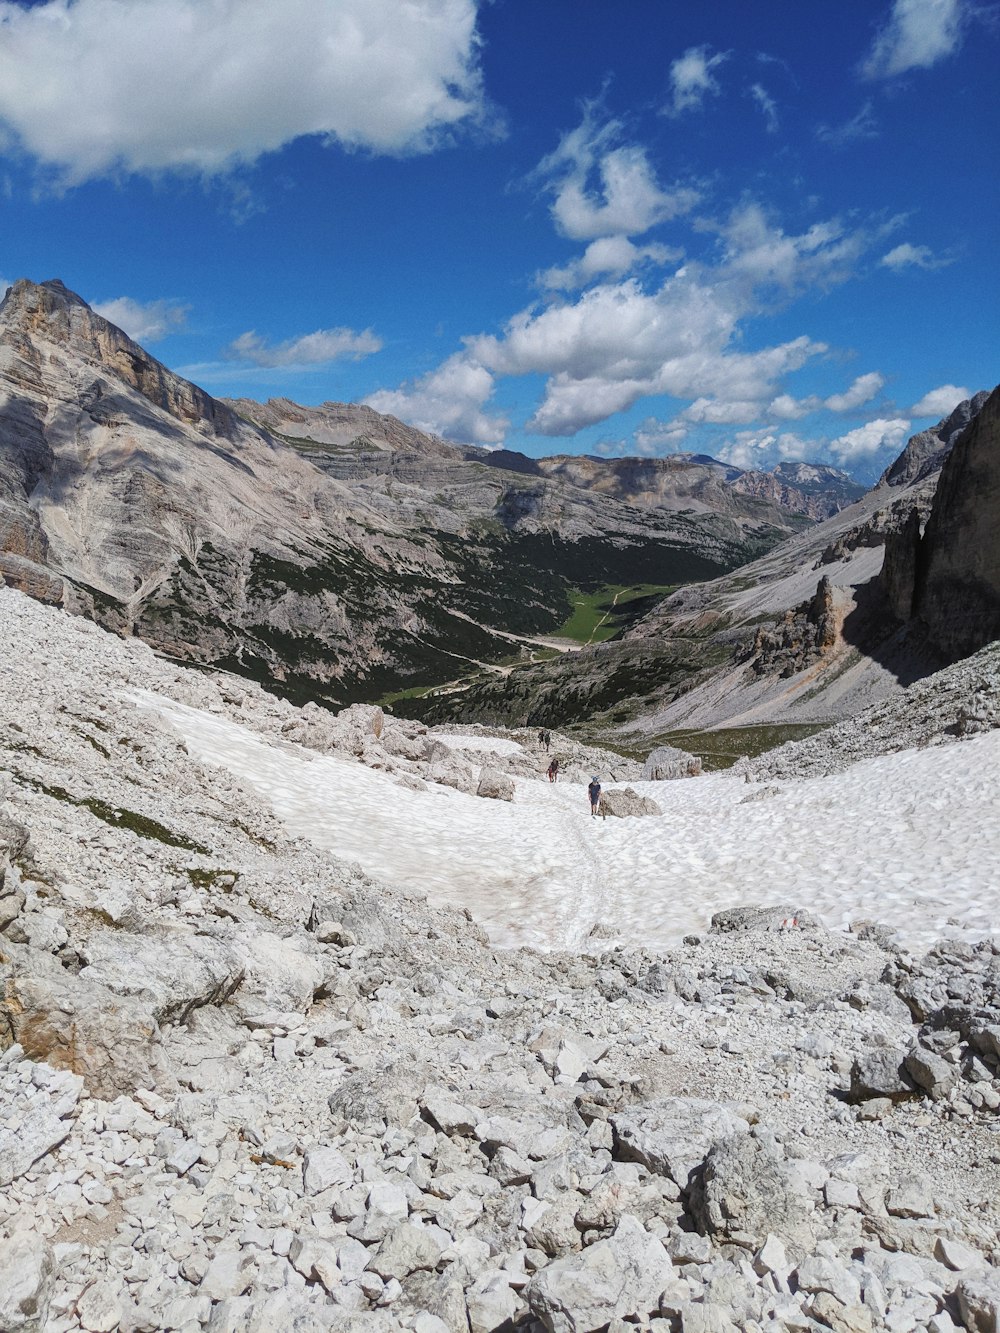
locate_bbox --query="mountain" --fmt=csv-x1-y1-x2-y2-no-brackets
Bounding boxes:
228,396,863,522
398,388,995,746
0,278,821,707
880,384,1000,661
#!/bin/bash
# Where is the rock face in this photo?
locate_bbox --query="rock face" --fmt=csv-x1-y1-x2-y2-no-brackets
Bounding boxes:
877,385,1000,660
911,384,1000,659
878,391,990,489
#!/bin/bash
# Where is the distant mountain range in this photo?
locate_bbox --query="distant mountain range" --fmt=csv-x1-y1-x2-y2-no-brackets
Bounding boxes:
404,385,997,747
0,277,863,707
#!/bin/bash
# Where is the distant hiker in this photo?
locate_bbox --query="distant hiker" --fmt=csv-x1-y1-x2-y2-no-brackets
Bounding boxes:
538,730,545,748
547,758,559,783
588,776,602,817
543,729,551,752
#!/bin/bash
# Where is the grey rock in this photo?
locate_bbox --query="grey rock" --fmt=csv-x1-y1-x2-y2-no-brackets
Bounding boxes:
691,1132,814,1247
610,1097,751,1187
476,767,515,801
0,1231,54,1331
369,1223,447,1281
0,942,173,1099
957,1272,1000,1333
526,1215,672,1332
847,1047,916,1102
642,746,702,780
597,787,662,818
905,1046,957,1101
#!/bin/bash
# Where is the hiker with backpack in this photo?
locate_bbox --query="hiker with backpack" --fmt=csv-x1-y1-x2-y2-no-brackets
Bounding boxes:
547,758,559,783
588,776,602,817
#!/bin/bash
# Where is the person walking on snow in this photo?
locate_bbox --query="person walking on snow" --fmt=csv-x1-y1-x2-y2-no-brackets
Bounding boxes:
547,758,559,783
588,776,602,817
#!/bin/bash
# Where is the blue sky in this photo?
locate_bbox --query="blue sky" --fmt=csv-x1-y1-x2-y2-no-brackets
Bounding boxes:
0,0,996,482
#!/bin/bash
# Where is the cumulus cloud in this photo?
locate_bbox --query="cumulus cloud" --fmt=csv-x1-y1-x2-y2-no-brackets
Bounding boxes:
364,353,506,445
829,416,910,463
633,418,689,456
881,242,952,270
716,430,814,471
0,0,489,185
910,384,971,417
767,372,885,420
664,46,729,117
373,196,888,442
816,101,880,148
824,371,886,412
225,326,382,369
750,84,779,133
534,112,699,241
93,295,188,342
540,236,679,291
860,0,967,79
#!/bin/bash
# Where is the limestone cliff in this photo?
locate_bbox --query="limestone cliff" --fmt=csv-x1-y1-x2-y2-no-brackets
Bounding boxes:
912,385,1000,659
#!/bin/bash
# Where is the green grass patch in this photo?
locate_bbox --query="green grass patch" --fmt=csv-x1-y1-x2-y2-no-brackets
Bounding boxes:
650,722,832,771
553,583,676,644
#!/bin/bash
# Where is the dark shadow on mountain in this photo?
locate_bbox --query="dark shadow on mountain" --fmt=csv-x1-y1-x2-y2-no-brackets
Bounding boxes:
839,574,943,689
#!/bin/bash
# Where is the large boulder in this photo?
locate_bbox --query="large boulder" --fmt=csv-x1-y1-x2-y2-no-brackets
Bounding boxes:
610,1098,751,1189
78,929,245,1024
642,746,702,780
477,767,515,801
598,787,662,818
526,1215,672,1332
0,943,173,1099
0,1231,54,1331
689,1132,815,1248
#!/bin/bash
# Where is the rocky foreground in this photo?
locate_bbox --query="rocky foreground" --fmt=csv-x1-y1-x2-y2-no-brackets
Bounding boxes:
4,586,1000,1332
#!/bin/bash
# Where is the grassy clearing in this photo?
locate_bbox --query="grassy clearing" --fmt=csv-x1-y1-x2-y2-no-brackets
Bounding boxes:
649,722,832,771
553,583,676,645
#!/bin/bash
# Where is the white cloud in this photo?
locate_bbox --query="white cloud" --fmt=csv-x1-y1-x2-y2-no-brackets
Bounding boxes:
881,242,952,270
861,0,967,79
0,0,489,186
829,416,910,463
364,353,506,445
664,46,729,117
750,84,779,133
768,393,822,421
540,235,679,290
716,430,814,471
816,101,880,148
225,327,382,368
372,196,886,442
824,371,886,412
910,384,971,417
683,397,767,425
633,419,689,456
92,295,188,342
767,371,885,420
534,112,700,241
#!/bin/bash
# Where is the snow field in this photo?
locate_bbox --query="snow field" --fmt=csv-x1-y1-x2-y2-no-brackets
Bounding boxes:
144,693,1000,956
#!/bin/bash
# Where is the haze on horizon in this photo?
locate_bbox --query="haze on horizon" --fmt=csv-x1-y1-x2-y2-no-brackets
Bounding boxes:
0,0,996,483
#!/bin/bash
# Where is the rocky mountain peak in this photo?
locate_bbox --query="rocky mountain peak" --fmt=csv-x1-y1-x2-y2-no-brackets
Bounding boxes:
878,389,990,490
0,276,231,437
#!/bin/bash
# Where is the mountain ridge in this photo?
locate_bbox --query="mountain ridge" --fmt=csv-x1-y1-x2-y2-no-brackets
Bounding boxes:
0,277,821,708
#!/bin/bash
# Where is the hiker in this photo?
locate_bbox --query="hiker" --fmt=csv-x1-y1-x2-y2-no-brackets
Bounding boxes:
538,730,545,748
547,758,559,783
543,729,551,752
588,776,602,817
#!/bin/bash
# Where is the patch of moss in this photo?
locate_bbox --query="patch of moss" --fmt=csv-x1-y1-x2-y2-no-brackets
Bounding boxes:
15,775,210,853
185,867,239,890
